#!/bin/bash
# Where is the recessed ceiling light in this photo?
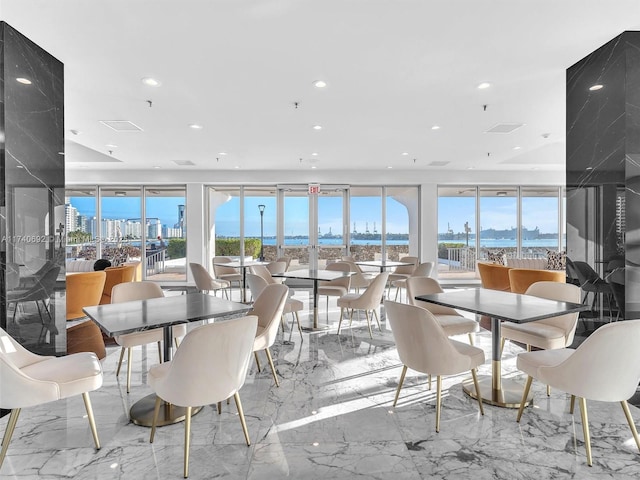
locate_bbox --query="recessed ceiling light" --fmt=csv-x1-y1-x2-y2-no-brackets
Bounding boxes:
234,165,240,169
218,152,227,156
313,80,327,88
589,84,603,91
431,125,440,130
477,82,491,89
387,166,393,169
16,77,32,85
153,166,161,169
189,124,203,130
513,146,522,150
312,442,319,447
141,77,161,87
106,144,118,148
467,166,475,170
311,152,318,156
401,152,409,156
311,165,317,169
313,125,323,130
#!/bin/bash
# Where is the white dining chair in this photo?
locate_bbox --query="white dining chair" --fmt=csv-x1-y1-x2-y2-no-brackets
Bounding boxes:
317,261,352,316
148,315,258,478
0,327,103,467
247,273,303,338
516,320,640,466
392,261,434,302
337,272,389,338
189,262,230,298
384,301,484,432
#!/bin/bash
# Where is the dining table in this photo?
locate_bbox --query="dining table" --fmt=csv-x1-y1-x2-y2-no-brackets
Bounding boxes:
415,288,589,408
83,293,251,426
270,269,354,330
355,259,413,273
212,259,268,302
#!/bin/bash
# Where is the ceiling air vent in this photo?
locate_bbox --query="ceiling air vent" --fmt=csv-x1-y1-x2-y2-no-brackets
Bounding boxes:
428,161,449,167
485,123,524,134
99,120,143,132
173,160,195,166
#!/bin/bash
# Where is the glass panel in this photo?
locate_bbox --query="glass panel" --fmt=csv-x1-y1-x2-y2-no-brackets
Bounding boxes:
562,187,567,251
479,187,518,260
521,187,559,259
317,189,345,268
386,187,418,261
65,187,97,262
145,186,186,281
349,187,382,261
244,187,277,261
282,190,310,269
209,187,242,262
437,187,477,280
99,187,142,269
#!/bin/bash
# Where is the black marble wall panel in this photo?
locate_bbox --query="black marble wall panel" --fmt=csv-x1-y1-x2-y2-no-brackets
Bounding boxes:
567,31,640,319
0,22,65,355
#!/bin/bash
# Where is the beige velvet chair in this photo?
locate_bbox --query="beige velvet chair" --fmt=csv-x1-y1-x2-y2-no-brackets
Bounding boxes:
384,301,484,432
516,320,640,466
341,260,373,292
317,262,352,314
265,261,287,284
246,283,289,386
246,273,303,338
501,281,581,356
111,282,187,393
212,256,242,299
337,272,389,338
148,316,258,478
0,326,103,468
387,256,418,295
189,262,230,298
392,261,435,302
406,276,478,344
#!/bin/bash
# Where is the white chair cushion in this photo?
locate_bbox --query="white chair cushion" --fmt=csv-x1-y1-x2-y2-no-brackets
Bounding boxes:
21,352,103,400
451,340,485,369
501,321,567,350
317,285,348,297
337,293,361,308
436,315,479,337
516,348,574,380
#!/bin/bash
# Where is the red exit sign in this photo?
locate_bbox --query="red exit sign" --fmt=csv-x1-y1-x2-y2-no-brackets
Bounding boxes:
308,183,321,195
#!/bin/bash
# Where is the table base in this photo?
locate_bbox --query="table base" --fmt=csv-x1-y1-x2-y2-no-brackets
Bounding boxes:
301,325,330,332
130,394,203,427
462,376,532,409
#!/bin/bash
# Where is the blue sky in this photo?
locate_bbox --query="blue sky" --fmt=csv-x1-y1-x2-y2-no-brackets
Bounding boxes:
69,197,184,228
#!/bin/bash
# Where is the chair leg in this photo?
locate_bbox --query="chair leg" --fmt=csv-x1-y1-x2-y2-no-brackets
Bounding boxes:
516,376,533,422
364,310,373,338
217,402,222,414
126,348,133,394
435,375,442,433
184,405,192,478
348,309,355,328
578,397,592,466
337,307,345,334
294,311,303,339
116,347,126,377
428,374,432,390
467,333,474,346
254,351,261,372
234,392,251,446
500,337,506,356
546,385,551,396
470,368,484,416
621,401,640,452
265,347,280,387
157,341,162,363
82,392,101,450
393,365,408,407
149,396,162,443
372,309,382,331
570,395,576,414
0,408,21,468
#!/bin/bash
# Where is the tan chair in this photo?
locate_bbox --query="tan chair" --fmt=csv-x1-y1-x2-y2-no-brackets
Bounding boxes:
212,256,242,299
406,276,478,344
337,272,389,338
121,260,142,281
317,262,352,314
189,262,230,298
148,316,258,478
387,256,418,296
501,281,581,355
246,273,303,338
384,301,484,432
99,265,136,305
275,256,292,271
65,271,107,360
265,261,287,284
111,282,187,393
341,260,373,292
392,261,434,302
0,326,103,468
508,268,566,294
516,320,640,466
247,283,289,386
477,262,513,292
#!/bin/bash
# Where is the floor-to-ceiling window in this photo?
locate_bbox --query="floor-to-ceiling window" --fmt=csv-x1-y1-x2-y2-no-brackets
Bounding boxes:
521,187,560,259
145,187,187,280
349,187,383,260
244,187,277,261
65,187,97,262
437,187,477,279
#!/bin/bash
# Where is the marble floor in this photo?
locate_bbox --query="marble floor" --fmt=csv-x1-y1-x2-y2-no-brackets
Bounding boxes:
2,288,640,479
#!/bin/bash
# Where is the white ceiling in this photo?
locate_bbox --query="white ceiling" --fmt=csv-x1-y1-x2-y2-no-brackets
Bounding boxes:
2,0,639,174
